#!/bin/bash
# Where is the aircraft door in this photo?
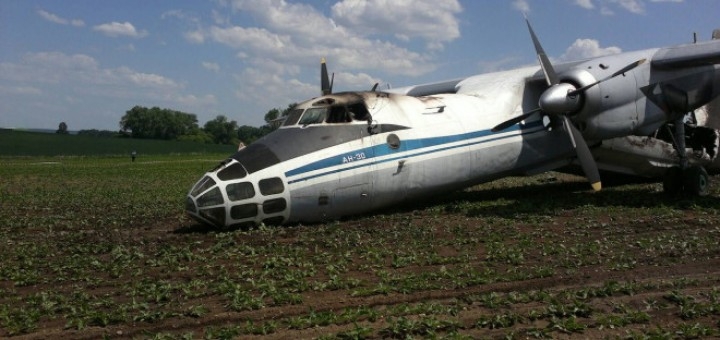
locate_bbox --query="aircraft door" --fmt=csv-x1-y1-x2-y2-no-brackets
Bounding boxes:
372,132,409,208
328,125,375,218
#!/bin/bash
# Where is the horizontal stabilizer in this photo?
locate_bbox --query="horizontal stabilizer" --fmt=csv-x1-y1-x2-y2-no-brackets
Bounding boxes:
652,39,720,69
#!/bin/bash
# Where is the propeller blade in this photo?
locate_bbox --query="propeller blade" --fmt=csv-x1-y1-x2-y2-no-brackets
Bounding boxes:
321,57,332,95
491,108,541,132
568,58,647,97
526,19,558,86
610,58,646,78
562,116,601,191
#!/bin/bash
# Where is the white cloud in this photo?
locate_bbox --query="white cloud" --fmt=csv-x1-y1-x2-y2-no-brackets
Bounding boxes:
208,26,291,53
0,85,42,95
512,0,531,13
233,66,317,110
579,0,680,15
574,0,595,9
176,94,217,107
559,39,622,61
93,22,148,38
0,51,222,128
184,30,205,43
330,0,462,50
477,56,523,73
122,68,181,89
612,0,645,13
202,62,220,72
37,9,85,27
333,72,381,91
161,9,200,24
600,6,615,15
199,0,436,76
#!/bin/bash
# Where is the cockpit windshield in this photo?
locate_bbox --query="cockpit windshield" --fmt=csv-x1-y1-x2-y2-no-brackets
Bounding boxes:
283,95,372,127
298,108,327,125
283,109,304,126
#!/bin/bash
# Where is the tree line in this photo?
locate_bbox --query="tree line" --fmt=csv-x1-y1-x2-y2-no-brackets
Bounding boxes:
107,104,296,145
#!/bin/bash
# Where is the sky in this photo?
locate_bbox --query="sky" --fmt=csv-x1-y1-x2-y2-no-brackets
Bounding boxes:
1,0,719,131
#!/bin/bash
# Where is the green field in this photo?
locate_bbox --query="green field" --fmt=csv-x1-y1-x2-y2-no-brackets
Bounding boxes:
1,151,720,338
0,130,236,157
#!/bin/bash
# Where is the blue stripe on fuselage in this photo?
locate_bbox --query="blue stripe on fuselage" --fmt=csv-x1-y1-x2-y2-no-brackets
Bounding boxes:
285,122,543,184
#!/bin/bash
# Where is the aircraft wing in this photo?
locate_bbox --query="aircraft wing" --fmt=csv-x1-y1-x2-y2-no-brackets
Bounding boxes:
652,39,720,69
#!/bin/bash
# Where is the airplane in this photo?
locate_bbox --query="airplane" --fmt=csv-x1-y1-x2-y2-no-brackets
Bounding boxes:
185,20,720,228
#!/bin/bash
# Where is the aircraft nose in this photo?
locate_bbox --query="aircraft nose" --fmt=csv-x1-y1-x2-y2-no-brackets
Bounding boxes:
186,174,227,226
185,159,289,228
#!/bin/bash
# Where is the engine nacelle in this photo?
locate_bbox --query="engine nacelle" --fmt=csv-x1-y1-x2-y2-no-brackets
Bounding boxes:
558,53,652,141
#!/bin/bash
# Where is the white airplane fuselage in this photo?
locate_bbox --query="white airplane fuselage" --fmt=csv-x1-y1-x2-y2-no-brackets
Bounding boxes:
185,67,577,227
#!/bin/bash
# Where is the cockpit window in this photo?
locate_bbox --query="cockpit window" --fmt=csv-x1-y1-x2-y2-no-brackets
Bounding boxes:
327,102,370,123
347,102,370,121
327,106,352,123
299,108,327,125
286,97,371,127
283,109,304,126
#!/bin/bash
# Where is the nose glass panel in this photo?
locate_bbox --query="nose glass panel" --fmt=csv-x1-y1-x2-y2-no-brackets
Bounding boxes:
262,198,287,214
218,162,247,180
190,176,215,197
187,157,291,227
231,203,258,220
199,206,226,226
226,182,255,201
197,187,224,207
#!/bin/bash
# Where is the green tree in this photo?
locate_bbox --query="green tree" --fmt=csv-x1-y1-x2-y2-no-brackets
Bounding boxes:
237,125,270,145
204,115,239,145
56,122,68,134
264,108,280,125
264,103,297,131
119,106,199,140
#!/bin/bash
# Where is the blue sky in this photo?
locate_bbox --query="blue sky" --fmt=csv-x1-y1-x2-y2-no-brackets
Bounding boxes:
1,0,718,130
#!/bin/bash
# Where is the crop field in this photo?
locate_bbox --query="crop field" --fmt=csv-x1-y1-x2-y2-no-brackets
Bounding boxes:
1,155,720,339
0,130,235,156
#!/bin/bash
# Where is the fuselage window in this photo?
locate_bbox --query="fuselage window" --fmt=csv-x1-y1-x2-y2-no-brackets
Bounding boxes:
226,182,255,201
231,204,258,220
262,198,287,214
259,177,284,195
283,109,304,126
299,108,327,125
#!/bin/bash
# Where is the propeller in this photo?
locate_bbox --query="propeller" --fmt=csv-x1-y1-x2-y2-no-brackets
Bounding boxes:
321,57,334,95
490,108,541,132
493,19,604,191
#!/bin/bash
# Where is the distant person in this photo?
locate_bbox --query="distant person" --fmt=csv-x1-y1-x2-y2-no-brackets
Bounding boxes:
131,150,137,162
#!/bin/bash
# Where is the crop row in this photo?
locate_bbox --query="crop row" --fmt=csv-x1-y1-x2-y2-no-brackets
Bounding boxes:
1,156,720,338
